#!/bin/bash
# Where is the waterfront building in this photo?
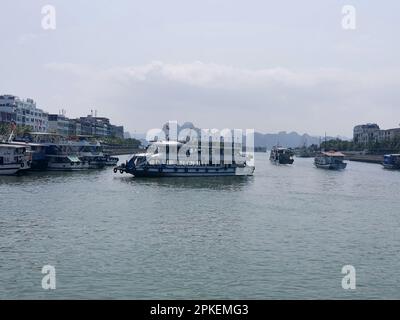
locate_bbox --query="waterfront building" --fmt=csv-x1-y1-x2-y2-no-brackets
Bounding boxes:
78,115,124,139
353,123,400,145
1,94,125,139
0,95,48,132
48,114,70,136
111,125,124,139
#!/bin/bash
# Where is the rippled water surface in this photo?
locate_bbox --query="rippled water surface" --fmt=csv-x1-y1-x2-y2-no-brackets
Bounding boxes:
1,154,399,299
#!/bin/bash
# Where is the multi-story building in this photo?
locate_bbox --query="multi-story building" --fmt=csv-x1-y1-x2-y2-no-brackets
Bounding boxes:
0,95,48,132
48,114,70,136
110,125,124,139
78,115,124,138
1,94,125,138
354,123,400,145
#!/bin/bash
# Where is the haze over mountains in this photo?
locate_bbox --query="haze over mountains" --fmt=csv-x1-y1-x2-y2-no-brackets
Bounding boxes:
254,132,340,149
127,122,348,148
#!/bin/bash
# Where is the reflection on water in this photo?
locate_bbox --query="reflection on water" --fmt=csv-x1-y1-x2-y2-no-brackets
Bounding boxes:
118,175,254,191
0,169,104,185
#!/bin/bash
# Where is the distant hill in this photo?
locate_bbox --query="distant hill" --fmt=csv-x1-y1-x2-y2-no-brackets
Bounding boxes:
131,123,347,149
255,131,325,149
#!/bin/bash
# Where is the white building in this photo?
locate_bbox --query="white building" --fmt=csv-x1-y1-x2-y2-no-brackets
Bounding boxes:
354,123,400,145
0,95,48,132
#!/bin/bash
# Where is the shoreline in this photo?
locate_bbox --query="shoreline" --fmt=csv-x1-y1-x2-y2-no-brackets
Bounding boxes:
343,153,383,164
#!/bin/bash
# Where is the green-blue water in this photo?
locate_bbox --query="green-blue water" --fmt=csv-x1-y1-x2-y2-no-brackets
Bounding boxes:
1,154,399,299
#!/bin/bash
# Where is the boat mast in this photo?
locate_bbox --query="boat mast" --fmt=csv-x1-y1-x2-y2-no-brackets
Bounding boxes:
8,122,16,143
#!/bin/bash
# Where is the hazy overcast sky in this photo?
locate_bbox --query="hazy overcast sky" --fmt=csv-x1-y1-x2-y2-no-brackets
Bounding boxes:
1,0,399,136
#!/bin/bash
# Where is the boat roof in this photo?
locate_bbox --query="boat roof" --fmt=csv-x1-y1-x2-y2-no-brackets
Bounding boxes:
0,143,27,149
152,140,183,146
67,156,81,162
30,132,63,135
385,154,400,157
322,151,345,157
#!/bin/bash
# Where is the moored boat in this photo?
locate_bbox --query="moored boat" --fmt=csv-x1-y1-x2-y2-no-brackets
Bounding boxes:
0,143,31,175
104,155,119,166
382,154,400,170
46,155,90,171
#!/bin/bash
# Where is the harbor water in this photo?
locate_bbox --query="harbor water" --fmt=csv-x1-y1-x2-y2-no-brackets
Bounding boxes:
1,154,399,299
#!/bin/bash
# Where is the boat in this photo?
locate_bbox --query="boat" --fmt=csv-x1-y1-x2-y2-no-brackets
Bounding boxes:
76,140,108,169
114,139,255,177
46,155,90,171
104,155,119,166
314,151,347,170
382,154,400,170
17,133,117,170
269,146,294,165
0,143,32,175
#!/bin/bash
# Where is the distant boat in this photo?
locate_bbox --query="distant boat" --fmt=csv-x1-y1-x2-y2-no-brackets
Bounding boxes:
46,155,90,171
104,155,119,166
269,146,294,165
382,154,400,170
314,151,347,170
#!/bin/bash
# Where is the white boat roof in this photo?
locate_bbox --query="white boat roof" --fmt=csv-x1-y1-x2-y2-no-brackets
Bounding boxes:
0,143,27,149
321,151,345,157
152,140,183,146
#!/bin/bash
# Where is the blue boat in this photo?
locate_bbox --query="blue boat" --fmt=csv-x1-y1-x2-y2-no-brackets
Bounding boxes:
383,154,400,170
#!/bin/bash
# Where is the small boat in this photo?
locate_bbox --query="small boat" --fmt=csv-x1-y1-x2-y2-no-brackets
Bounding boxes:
0,143,32,175
382,154,400,170
46,155,90,171
314,151,347,170
269,146,294,165
104,155,119,166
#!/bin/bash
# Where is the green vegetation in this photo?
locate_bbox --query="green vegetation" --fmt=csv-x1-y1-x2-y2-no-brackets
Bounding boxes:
321,137,400,153
0,123,31,139
321,139,355,152
99,136,142,148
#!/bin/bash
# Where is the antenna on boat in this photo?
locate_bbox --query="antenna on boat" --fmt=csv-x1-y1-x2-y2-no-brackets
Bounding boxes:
8,121,16,143
319,136,322,152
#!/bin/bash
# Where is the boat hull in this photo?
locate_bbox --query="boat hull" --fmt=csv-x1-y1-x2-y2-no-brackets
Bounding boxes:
47,163,90,171
117,164,255,177
0,164,22,175
382,163,400,170
270,158,294,165
315,163,347,170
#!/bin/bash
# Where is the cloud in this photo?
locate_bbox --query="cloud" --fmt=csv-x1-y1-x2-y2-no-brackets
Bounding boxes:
43,61,400,135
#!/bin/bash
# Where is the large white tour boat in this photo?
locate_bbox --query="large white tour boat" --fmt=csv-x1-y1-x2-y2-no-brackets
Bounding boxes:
114,139,255,177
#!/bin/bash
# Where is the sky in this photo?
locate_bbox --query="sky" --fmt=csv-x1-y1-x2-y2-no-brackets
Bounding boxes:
1,0,399,137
